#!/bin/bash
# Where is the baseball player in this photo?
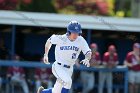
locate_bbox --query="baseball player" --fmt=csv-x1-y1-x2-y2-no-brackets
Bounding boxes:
124,43,140,93
37,21,91,93
98,45,118,93
7,55,29,93
81,43,101,93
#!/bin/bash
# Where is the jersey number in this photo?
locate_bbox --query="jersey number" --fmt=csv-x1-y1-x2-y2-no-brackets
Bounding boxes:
72,53,77,59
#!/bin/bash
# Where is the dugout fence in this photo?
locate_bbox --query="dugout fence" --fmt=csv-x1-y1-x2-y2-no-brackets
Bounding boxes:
0,60,128,93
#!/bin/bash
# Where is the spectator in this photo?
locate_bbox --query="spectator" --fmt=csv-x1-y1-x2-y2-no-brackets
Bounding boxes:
98,45,119,93
90,43,101,67
124,43,140,93
81,43,101,93
34,60,53,91
7,55,29,93
0,38,9,60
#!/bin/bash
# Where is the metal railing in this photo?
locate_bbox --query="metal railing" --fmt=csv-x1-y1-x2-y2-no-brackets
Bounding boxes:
0,60,128,93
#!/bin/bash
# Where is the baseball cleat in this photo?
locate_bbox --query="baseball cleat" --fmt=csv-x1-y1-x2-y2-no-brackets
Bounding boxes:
37,86,44,93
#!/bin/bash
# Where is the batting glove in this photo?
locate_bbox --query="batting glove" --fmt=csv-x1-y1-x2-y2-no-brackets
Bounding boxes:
43,54,50,64
80,59,90,67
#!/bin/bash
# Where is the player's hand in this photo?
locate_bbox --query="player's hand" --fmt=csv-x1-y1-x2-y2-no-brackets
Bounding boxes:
80,59,90,67
43,54,50,64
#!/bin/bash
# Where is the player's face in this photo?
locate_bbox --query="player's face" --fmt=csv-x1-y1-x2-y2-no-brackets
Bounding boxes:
133,47,140,55
92,47,97,51
109,50,115,55
69,33,79,40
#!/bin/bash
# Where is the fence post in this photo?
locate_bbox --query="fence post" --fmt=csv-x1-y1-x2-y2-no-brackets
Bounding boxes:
11,25,16,59
124,69,128,93
87,29,91,45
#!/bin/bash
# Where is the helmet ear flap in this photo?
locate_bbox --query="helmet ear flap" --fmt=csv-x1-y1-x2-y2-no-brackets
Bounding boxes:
79,33,81,36
66,31,71,36
78,30,82,36
69,31,71,35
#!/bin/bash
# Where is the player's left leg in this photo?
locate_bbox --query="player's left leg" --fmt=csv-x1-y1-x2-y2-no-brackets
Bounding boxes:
81,72,94,93
62,65,73,93
106,72,113,93
61,78,72,93
98,71,106,93
135,72,140,93
128,71,135,93
20,79,29,93
86,72,94,93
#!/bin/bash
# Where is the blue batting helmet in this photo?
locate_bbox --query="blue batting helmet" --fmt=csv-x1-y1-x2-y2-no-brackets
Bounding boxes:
67,20,82,35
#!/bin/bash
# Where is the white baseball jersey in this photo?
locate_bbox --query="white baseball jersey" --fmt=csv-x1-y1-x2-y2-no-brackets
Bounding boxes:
49,34,91,66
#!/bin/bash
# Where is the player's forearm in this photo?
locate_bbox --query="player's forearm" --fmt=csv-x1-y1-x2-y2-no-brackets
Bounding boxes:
85,51,92,60
124,61,133,67
44,38,52,55
45,47,50,55
102,62,107,66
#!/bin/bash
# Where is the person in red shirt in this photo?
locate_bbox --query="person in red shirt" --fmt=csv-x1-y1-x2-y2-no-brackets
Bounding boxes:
98,45,118,93
90,43,101,66
124,43,140,93
35,60,53,91
7,55,29,93
81,43,101,93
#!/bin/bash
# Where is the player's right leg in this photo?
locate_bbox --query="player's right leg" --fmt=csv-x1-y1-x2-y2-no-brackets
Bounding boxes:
52,79,63,93
86,73,94,93
106,72,113,93
98,71,106,93
128,71,136,93
37,62,71,93
20,79,29,93
52,62,73,93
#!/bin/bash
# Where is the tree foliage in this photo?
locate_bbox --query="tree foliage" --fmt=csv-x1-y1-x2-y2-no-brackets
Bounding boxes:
0,0,131,17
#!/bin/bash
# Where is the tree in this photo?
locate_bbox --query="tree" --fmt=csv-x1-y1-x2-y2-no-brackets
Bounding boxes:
131,0,140,18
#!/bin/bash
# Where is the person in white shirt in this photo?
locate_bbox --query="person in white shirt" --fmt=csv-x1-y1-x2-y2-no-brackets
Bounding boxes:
37,21,92,93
